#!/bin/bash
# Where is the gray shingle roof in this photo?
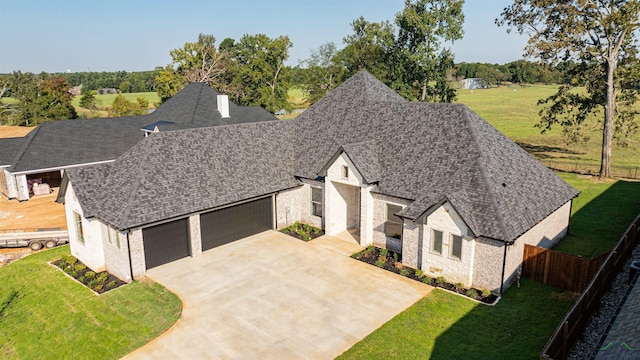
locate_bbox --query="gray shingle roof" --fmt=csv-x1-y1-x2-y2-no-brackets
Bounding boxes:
0,137,27,166
67,70,578,243
6,83,276,174
67,120,298,230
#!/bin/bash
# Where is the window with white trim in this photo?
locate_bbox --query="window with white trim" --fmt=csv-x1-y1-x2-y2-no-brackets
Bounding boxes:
385,204,403,239
431,229,443,255
74,212,84,244
341,165,349,179
311,186,322,217
450,234,462,260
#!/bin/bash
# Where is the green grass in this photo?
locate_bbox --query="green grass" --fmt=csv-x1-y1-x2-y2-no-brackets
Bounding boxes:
0,246,181,359
338,280,575,360
71,92,159,108
456,85,640,168
552,172,640,258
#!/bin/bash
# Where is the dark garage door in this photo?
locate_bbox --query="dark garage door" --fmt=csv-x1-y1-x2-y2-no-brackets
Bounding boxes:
142,218,190,269
200,197,273,251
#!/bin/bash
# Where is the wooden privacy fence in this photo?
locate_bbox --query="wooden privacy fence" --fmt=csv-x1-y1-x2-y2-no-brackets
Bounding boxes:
523,245,608,292
540,214,640,360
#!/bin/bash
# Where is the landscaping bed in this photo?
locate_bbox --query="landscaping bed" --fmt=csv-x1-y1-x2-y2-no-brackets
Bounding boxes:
280,221,324,241
53,254,126,294
351,245,498,304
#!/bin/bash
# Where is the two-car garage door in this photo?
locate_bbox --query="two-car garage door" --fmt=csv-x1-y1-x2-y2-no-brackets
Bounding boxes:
143,197,273,269
200,197,273,251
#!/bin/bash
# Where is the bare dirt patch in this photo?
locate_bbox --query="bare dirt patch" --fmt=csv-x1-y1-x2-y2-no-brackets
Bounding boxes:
0,188,67,231
0,125,35,138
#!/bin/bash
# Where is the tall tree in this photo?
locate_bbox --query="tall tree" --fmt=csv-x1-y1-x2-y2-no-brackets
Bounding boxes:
498,0,640,177
299,42,345,103
232,34,292,112
156,33,231,102
395,0,465,101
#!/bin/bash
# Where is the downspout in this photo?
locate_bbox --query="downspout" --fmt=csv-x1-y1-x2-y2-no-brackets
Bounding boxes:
500,241,508,295
126,232,134,282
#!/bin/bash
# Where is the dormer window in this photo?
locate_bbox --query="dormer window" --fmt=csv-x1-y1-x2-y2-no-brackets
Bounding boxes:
342,165,349,179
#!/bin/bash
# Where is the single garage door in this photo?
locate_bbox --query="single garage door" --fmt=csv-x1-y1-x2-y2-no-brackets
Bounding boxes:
142,218,190,269
200,197,273,251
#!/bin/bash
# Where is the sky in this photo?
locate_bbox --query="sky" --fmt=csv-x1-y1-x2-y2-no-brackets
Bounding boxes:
0,0,529,74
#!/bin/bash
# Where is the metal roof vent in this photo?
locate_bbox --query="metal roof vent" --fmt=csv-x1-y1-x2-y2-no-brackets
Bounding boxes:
217,95,230,118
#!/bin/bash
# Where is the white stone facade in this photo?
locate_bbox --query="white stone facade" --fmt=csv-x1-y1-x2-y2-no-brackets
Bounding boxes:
275,183,323,229
64,182,106,272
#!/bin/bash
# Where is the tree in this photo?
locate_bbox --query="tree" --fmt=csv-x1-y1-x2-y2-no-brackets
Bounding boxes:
395,0,465,101
498,0,640,177
232,34,292,112
111,94,147,117
156,33,232,102
299,42,345,103
79,91,96,109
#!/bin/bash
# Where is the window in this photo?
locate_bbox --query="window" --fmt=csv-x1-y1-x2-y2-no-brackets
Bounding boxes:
342,165,349,179
431,229,443,255
311,187,322,217
115,230,121,249
74,212,84,244
450,234,462,260
385,204,403,239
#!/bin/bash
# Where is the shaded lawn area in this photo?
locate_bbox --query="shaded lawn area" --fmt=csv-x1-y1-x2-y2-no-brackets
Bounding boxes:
0,246,181,359
552,173,640,258
338,279,575,360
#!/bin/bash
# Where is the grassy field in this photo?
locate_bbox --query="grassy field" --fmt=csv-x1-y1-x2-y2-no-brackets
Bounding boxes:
0,246,181,359
552,173,640,257
338,280,575,360
455,85,640,169
71,92,159,108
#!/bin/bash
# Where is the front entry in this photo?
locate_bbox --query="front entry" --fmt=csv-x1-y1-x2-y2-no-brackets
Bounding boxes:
327,182,360,236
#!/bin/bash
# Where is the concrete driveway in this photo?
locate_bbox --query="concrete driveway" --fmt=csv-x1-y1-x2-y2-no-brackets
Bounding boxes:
124,231,432,359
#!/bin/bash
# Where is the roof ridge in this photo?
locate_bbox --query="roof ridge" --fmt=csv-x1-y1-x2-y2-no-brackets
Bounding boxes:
117,139,153,228
463,107,510,241
9,126,41,169
189,83,204,123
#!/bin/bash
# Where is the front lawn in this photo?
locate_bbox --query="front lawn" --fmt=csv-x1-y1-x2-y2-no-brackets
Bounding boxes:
0,246,181,359
338,279,575,360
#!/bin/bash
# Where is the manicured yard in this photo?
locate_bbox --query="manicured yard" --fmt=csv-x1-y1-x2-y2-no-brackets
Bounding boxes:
551,172,640,258
338,280,575,360
0,246,181,359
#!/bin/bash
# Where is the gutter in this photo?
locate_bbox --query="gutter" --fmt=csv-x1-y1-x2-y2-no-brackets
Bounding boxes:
126,232,134,282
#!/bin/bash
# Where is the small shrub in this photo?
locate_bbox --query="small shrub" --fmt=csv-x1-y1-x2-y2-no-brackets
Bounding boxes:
87,278,99,289
312,227,320,234
375,259,385,268
423,277,432,285
466,288,478,299
482,289,491,298
399,268,410,277
92,284,103,293
303,224,311,232
106,281,117,289
96,272,108,284
436,276,446,286
380,248,388,257
73,263,86,272
455,282,465,290
415,269,425,278
393,252,398,262
61,255,77,266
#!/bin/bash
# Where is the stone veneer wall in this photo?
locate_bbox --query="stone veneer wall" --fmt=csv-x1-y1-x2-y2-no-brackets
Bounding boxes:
128,229,146,280
371,193,411,253
275,183,323,229
101,225,133,282
64,182,106,272
503,200,572,288
471,237,504,292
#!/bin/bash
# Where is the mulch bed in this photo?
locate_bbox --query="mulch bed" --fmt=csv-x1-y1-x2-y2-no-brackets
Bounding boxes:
53,255,126,294
280,222,324,241
352,246,499,304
